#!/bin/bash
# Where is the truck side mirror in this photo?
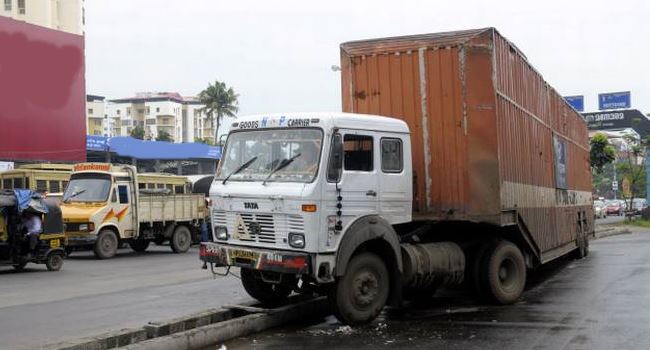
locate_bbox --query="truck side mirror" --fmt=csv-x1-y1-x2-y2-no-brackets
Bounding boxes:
327,133,343,182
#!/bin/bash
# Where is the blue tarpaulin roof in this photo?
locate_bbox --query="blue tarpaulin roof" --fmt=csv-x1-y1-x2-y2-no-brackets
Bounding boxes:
86,136,221,160
12,189,48,214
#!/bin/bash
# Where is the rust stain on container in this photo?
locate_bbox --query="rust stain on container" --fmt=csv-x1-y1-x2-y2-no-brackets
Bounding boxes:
340,28,593,255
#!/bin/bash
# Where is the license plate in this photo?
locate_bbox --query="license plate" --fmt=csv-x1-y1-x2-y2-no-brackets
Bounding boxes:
50,239,60,248
230,249,258,261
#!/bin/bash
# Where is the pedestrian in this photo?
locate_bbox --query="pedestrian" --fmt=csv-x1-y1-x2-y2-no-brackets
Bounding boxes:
21,211,43,258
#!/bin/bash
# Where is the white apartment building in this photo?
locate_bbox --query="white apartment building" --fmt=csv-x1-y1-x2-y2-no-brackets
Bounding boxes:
86,95,114,137
0,0,84,35
108,92,213,144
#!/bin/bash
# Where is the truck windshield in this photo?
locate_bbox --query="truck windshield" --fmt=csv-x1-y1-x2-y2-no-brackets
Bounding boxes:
63,173,112,202
216,128,323,183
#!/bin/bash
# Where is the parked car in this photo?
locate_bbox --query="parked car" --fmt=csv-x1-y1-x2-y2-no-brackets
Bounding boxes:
605,200,624,216
628,198,647,216
593,200,607,219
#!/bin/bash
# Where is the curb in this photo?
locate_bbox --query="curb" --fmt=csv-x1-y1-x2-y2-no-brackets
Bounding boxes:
594,227,630,239
44,297,329,350
122,297,329,350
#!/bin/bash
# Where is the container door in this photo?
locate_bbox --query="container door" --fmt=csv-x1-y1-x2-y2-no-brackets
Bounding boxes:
114,182,136,238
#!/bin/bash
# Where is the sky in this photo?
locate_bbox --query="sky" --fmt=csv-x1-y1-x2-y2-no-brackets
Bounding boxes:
85,0,650,116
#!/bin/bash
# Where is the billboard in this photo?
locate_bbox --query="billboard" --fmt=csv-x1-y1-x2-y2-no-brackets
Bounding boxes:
0,17,86,162
582,109,650,137
564,95,584,112
598,91,631,110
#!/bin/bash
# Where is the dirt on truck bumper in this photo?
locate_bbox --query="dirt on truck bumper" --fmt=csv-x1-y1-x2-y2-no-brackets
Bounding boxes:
199,242,311,274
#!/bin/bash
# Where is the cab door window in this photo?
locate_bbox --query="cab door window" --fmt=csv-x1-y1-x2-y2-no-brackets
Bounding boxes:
381,138,403,173
343,135,373,171
118,185,129,204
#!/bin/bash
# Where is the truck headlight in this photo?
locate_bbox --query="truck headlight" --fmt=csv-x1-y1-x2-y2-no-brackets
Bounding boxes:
79,224,88,231
214,226,228,241
288,233,305,248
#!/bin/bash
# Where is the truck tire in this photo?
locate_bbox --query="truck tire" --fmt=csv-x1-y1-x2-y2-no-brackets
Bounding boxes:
129,239,150,253
170,225,191,253
478,240,526,304
329,252,389,326
470,241,496,298
46,252,64,271
94,229,118,259
240,268,295,304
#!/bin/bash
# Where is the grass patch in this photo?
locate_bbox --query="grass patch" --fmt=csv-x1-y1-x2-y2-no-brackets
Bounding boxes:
628,219,650,228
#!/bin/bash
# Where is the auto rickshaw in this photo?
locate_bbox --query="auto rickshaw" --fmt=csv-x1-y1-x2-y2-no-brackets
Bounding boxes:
0,189,66,271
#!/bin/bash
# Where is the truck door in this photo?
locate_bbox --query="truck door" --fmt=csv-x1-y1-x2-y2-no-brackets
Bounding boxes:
325,130,379,222
114,182,136,238
377,135,412,223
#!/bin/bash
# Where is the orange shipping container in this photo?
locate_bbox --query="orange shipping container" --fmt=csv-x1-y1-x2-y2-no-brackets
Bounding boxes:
340,28,593,260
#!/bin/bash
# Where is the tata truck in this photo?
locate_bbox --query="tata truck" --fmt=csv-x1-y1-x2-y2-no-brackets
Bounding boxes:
62,163,207,259
199,28,593,325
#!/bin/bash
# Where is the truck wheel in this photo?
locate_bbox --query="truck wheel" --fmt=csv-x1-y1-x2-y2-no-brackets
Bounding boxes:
240,268,295,304
94,229,118,259
478,240,526,304
129,239,150,253
329,252,389,326
46,253,64,271
170,226,191,253
470,241,495,298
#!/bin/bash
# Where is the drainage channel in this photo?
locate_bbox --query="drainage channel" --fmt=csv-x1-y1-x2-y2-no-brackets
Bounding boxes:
44,296,330,350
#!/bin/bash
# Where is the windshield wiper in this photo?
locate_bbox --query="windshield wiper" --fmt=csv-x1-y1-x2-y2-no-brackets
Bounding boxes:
262,153,301,186
222,156,258,185
64,189,86,203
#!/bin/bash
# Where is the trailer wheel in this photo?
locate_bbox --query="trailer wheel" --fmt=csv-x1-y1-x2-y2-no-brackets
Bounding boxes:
479,240,526,304
94,229,118,259
129,239,150,253
170,225,191,253
240,268,295,304
46,252,64,271
329,252,389,326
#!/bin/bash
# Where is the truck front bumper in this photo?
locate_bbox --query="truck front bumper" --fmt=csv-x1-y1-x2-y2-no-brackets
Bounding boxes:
199,242,311,275
65,233,97,247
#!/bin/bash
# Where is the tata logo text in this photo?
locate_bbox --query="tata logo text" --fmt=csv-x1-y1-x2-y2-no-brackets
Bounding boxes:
244,202,259,209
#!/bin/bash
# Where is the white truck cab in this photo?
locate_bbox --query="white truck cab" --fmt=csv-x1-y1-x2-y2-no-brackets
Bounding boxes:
201,113,412,321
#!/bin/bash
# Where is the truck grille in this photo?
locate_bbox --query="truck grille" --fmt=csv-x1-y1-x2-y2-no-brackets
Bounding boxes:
211,211,307,246
239,213,276,244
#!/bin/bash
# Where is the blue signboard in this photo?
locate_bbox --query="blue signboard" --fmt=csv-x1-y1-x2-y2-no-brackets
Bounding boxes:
598,91,631,110
564,95,584,112
86,135,110,151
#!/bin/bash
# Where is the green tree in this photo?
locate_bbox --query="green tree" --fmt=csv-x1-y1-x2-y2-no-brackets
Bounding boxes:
156,130,173,142
590,133,616,173
130,125,145,140
194,137,215,146
616,134,647,216
198,80,239,142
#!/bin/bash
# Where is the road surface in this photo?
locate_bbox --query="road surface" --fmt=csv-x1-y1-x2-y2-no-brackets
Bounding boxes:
225,228,649,350
0,245,247,350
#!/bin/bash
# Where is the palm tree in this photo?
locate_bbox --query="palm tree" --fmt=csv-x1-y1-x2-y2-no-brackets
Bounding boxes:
198,80,239,144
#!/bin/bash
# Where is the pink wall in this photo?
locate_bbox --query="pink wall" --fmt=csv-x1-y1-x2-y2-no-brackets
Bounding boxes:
0,16,86,162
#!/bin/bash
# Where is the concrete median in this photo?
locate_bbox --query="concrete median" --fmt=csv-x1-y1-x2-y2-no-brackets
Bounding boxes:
44,296,330,350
